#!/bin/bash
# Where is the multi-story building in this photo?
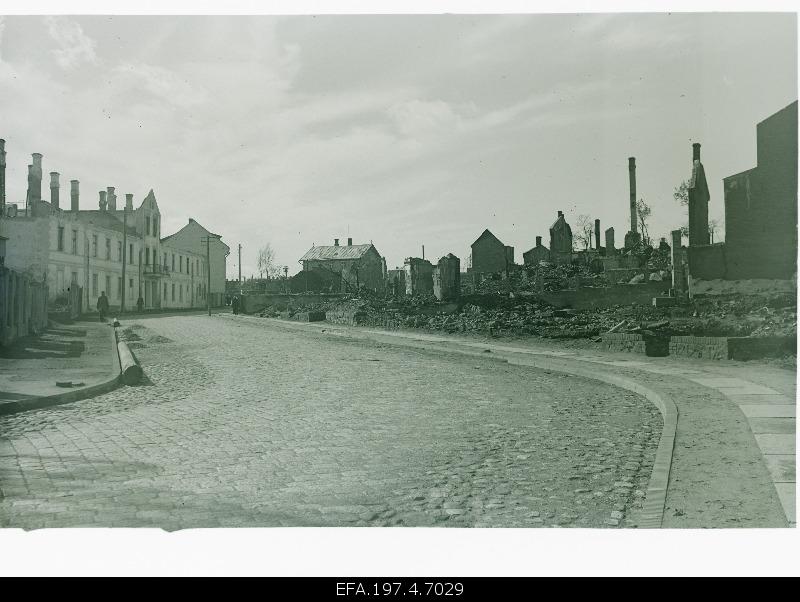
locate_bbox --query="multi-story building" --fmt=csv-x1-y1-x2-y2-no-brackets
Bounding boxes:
0,143,228,313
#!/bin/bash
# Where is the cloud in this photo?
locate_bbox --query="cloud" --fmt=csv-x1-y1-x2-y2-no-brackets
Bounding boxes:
0,17,6,62
113,62,209,108
44,16,99,69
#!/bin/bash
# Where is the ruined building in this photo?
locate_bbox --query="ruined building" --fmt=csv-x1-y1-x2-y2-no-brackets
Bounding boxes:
549,211,573,266
433,254,460,301
404,256,434,296
299,238,385,293
624,157,642,250
470,229,514,274
688,101,798,282
523,236,550,266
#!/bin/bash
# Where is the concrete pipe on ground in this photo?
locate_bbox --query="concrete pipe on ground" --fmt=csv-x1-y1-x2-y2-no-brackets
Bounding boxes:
117,340,143,385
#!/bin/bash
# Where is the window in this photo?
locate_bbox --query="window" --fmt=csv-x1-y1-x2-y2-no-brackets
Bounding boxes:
180,256,183,273
57,226,65,251
71,230,78,254
105,238,111,260
71,271,78,285
146,216,151,236
171,283,175,301
92,273,98,297
145,248,150,265
118,277,122,298
91,235,98,258
105,275,111,298
118,241,123,262
171,254,175,271
129,244,134,264
153,216,158,237
179,284,183,302
129,278,134,290
163,283,167,300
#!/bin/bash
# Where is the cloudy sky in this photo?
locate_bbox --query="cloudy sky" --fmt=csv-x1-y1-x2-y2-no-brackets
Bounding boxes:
0,13,796,276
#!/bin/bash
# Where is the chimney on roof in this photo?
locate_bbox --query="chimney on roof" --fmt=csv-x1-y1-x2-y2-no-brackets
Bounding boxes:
50,172,60,209
347,237,353,246
70,180,79,211
30,153,43,203
99,190,107,211
693,143,701,161
557,210,563,218
107,186,116,211
536,236,542,247
334,238,339,246
628,157,637,234
0,139,6,215
594,219,601,250
125,193,133,211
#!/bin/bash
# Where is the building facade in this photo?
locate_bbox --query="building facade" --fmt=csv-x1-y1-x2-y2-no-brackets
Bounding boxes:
0,143,228,313
470,229,513,274
299,238,385,293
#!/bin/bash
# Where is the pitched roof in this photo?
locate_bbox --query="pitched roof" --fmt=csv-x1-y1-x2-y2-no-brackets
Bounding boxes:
471,229,503,247
74,210,139,236
300,244,375,261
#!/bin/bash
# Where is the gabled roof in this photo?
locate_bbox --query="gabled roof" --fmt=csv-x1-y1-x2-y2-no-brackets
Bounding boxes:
471,228,503,247
138,189,160,212
73,210,139,236
550,213,571,231
161,218,226,249
300,243,375,261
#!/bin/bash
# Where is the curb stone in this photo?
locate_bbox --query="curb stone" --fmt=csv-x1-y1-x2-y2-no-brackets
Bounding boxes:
0,324,122,416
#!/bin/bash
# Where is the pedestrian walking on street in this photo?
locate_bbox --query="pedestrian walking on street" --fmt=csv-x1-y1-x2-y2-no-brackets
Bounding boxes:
137,295,144,313
96,291,110,322
231,295,240,315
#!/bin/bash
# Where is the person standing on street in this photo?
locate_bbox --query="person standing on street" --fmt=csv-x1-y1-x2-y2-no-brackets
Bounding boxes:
96,291,110,322
231,295,240,315
137,295,144,313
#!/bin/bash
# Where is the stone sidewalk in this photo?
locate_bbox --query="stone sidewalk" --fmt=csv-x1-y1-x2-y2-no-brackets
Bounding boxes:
0,320,121,415
229,316,795,527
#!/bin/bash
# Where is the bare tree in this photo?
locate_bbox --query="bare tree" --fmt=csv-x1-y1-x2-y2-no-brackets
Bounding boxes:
574,214,593,250
257,243,279,279
636,198,652,247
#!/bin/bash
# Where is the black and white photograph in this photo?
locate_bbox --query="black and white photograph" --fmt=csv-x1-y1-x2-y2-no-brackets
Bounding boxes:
0,1,797,578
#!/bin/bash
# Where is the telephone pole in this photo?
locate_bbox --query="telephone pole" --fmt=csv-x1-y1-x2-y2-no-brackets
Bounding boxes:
201,236,212,316
238,243,242,285
121,206,127,314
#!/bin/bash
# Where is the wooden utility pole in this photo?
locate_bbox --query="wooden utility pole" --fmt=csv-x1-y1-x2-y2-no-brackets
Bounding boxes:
238,243,242,285
121,206,127,314
201,236,212,316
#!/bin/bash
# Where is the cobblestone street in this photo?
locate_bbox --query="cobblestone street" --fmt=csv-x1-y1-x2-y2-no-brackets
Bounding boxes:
0,315,662,529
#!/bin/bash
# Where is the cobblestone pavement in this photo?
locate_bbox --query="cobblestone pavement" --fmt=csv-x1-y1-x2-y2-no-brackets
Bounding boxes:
0,315,662,529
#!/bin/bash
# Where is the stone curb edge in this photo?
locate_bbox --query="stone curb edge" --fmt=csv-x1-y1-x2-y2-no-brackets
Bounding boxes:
0,325,122,417
223,314,678,528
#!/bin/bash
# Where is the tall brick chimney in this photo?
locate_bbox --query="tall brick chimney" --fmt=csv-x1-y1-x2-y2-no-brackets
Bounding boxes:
557,210,563,218
70,180,80,211
536,236,542,247
107,186,116,211
688,142,710,247
31,153,43,203
628,157,637,234
0,139,6,216
99,190,107,211
125,193,133,211
693,143,701,161
50,172,60,209
594,219,601,250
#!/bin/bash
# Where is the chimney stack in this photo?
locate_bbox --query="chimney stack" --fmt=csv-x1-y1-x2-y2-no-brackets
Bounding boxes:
0,139,6,215
693,143,701,161
536,236,542,247
99,190,107,211
70,180,80,211
107,186,116,211
31,153,43,203
125,193,133,211
347,237,353,246
628,157,637,234
594,219,601,250
334,238,339,246
50,172,60,209
557,210,563,218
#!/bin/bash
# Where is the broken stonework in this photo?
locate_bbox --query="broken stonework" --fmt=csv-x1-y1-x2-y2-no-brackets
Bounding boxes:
404,257,434,296
433,254,460,301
